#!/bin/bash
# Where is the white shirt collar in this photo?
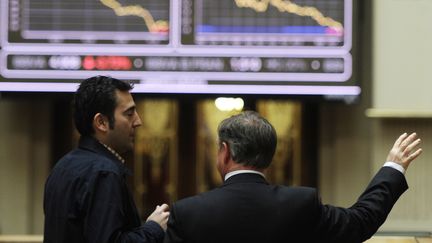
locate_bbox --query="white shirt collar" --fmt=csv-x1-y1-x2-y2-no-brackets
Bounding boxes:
224,170,265,181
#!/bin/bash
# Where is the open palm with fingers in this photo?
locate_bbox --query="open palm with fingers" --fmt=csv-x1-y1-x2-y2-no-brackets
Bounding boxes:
386,133,422,171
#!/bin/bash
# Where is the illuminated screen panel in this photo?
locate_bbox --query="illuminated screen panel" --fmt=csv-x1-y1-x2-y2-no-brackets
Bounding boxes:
4,54,349,80
0,0,358,99
6,0,170,44
182,0,348,48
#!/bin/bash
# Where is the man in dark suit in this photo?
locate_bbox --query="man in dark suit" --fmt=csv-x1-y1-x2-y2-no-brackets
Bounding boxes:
164,111,422,243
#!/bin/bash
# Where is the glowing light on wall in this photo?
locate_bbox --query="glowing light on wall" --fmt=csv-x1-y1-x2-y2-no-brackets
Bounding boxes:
215,97,244,112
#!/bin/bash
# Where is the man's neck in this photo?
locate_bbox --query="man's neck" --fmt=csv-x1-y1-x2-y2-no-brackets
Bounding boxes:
98,141,125,164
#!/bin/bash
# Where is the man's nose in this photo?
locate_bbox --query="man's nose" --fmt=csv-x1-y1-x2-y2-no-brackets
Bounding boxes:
134,112,142,127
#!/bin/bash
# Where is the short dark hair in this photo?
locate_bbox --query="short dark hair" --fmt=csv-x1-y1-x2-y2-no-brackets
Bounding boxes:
217,111,277,169
73,76,133,136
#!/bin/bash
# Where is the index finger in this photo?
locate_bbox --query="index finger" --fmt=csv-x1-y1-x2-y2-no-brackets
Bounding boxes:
394,133,408,147
159,203,170,212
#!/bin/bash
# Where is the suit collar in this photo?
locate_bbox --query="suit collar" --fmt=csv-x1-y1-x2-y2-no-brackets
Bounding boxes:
222,173,268,186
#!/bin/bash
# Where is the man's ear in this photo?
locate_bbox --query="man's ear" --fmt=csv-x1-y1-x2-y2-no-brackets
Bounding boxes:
93,113,109,133
221,142,231,164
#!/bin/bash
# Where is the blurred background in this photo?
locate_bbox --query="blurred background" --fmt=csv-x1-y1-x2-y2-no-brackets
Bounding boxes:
1,0,432,242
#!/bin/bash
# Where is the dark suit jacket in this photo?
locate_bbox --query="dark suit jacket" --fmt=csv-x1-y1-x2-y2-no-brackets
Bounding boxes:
164,167,408,243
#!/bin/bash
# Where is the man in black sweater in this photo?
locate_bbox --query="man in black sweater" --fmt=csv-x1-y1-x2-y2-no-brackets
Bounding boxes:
44,76,169,243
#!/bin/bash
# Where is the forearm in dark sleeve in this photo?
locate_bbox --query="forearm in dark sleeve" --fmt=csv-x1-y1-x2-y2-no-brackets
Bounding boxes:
84,172,164,243
113,221,164,243
315,167,408,243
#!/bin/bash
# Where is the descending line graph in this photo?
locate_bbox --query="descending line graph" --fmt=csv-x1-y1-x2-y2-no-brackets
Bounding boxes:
11,0,170,44
100,0,168,33
234,0,343,31
183,0,348,47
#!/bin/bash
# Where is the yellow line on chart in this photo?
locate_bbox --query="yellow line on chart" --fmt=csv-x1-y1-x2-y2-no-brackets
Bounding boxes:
234,0,343,30
100,0,168,32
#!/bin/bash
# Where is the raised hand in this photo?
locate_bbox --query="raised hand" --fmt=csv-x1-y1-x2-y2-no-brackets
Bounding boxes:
386,133,422,170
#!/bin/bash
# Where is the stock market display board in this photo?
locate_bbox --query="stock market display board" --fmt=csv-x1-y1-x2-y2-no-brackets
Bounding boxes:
0,0,358,97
